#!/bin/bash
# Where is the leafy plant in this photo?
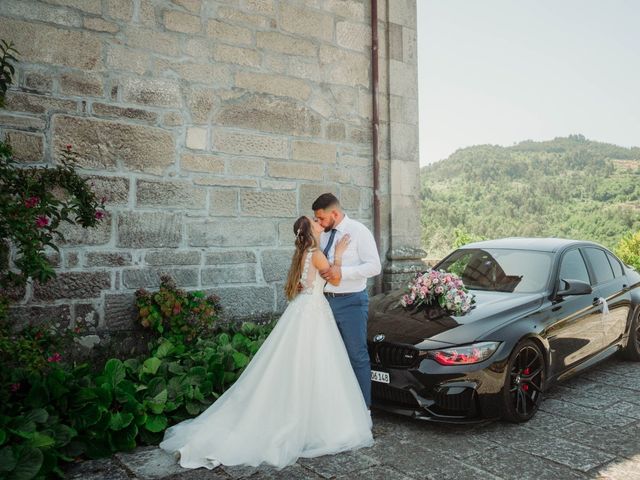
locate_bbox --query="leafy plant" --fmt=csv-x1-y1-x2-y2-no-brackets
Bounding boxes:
0,40,18,108
615,230,640,270
0,144,107,289
135,275,222,343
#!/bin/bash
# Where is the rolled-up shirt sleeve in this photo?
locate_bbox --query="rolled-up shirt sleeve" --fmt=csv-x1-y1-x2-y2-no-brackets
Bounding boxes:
340,226,381,281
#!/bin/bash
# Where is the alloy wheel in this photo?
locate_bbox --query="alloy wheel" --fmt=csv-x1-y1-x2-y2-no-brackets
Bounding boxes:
509,345,544,417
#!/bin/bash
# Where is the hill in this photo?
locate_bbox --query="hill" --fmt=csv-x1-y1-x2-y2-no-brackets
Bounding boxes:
420,135,640,257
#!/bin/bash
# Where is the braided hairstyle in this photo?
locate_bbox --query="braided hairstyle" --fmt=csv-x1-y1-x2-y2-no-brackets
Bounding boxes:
284,216,318,300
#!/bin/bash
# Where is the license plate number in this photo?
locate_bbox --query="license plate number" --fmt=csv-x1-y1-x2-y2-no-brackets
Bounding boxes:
371,370,390,383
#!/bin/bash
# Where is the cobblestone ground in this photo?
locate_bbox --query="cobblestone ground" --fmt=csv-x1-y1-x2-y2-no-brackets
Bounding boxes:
66,357,640,480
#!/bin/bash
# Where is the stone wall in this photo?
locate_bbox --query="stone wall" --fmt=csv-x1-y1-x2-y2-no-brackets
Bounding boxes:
0,0,421,349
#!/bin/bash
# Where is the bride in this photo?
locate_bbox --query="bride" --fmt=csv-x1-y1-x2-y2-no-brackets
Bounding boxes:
159,215,374,470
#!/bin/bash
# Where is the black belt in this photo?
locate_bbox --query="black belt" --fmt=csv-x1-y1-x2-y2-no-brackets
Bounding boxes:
324,291,357,297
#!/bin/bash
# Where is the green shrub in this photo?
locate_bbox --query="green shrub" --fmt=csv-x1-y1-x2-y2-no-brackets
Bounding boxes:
615,230,640,271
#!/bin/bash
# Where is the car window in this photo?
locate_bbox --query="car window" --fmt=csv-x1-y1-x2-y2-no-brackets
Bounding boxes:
558,249,590,285
606,252,624,278
438,248,552,293
583,248,615,284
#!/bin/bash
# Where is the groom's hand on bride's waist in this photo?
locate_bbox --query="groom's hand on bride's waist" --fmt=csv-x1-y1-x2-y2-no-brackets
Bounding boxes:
320,266,341,282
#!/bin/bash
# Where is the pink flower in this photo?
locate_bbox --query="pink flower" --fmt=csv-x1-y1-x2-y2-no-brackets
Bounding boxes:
66,144,72,152
10,383,20,393
95,210,105,220
47,352,62,363
100,196,108,205
35,215,50,228
24,196,40,208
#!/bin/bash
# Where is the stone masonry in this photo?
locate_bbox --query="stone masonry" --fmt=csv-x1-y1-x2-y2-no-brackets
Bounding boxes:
0,0,421,350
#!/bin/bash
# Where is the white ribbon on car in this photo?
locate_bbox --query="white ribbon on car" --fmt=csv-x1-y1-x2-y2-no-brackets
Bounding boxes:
598,297,609,318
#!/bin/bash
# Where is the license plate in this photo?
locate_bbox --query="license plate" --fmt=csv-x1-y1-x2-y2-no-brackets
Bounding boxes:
371,370,390,384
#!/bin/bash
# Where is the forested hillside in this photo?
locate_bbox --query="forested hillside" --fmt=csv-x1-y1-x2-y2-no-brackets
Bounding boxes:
421,135,640,257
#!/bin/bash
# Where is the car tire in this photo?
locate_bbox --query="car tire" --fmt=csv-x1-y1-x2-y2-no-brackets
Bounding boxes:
501,339,546,423
622,310,640,362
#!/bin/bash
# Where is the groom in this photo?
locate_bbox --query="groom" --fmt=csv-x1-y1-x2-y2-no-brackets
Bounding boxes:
312,193,381,408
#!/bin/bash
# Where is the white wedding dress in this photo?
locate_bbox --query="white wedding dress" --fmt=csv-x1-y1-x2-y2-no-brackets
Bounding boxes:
159,248,373,469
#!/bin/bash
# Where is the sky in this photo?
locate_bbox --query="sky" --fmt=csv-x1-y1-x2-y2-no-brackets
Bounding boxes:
416,0,640,165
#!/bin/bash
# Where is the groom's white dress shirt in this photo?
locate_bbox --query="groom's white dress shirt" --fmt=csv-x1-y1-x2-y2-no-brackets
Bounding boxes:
321,215,381,294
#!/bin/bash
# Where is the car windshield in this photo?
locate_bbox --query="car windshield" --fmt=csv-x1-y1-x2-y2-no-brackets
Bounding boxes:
437,248,553,293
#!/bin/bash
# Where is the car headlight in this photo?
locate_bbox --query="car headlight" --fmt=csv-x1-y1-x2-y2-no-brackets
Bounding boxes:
421,341,501,366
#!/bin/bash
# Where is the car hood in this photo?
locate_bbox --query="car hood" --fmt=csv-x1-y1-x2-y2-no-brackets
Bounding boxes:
368,289,544,348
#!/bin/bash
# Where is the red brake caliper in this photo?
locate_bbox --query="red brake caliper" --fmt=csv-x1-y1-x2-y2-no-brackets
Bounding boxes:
522,368,530,391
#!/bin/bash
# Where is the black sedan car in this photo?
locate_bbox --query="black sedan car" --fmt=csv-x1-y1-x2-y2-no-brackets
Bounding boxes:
368,238,640,423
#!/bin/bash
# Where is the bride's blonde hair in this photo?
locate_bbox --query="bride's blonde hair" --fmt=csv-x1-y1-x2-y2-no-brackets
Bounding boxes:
284,216,317,301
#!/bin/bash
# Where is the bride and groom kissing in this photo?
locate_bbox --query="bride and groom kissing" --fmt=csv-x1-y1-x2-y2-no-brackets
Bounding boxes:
160,192,382,470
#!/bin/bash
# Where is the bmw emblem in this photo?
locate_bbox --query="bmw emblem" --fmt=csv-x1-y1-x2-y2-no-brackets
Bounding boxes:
373,334,385,343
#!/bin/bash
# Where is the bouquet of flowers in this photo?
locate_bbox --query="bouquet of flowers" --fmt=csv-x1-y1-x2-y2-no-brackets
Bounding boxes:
400,270,475,316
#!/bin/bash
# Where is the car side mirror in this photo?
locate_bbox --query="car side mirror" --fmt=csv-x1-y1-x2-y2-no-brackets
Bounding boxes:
556,279,592,297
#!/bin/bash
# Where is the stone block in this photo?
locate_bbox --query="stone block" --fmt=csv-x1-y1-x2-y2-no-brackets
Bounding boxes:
389,22,403,61
216,94,321,137
340,185,361,210
65,252,79,267
389,0,416,28
216,6,271,28
33,272,111,300
60,72,103,97
106,45,150,75
240,191,297,217
4,130,44,163
187,87,216,123
84,175,129,205
326,122,346,141
279,3,333,42
188,220,276,247
228,157,264,176
57,214,112,246
300,184,336,211
320,45,369,87
145,250,201,266
267,161,322,180
205,251,256,265
117,212,182,248
278,220,295,246
348,125,372,145
292,141,337,164
172,0,201,13
157,60,231,85
262,179,297,190
184,38,211,59
104,293,138,331
122,268,198,288
186,127,208,150
106,0,134,21
181,153,225,173
244,0,275,15
136,179,207,209
0,0,81,28
256,31,316,57
235,72,311,101
195,177,258,188
201,264,256,285
45,0,101,14
9,304,71,330
163,112,184,127
125,27,181,57
73,303,100,329
403,25,417,65
211,286,274,318
324,0,366,19
288,57,321,81
121,77,182,108
92,103,157,123
213,130,287,158
213,44,262,68
83,17,119,33
4,91,77,115
24,72,52,93
163,10,201,33
389,60,417,98
207,20,252,45
390,122,418,161
86,252,132,267
0,110,45,130
52,115,175,174
261,249,293,282
337,21,371,52
0,17,102,70
210,189,238,216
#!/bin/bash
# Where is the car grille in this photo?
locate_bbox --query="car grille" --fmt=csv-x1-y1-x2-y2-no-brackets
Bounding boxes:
372,383,418,407
368,342,419,368
433,387,476,413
